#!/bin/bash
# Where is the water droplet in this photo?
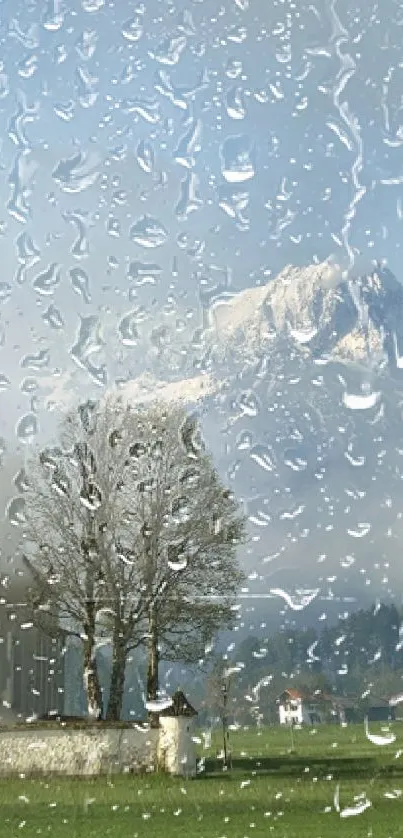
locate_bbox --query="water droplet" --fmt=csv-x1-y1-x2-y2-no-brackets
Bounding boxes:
43,304,64,329
0,374,11,392
71,316,107,387
16,231,40,267
63,210,90,258
53,151,101,193
20,378,37,395
179,415,204,459
9,20,39,51
130,216,168,248
8,150,38,222
176,172,202,219
75,29,98,60
122,97,160,124
118,312,139,346
18,54,38,79
32,263,61,295
136,140,154,174
122,16,143,42
6,496,27,526
106,217,120,237
80,482,102,511
14,468,30,492
21,350,50,370
70,268,91,303
54,100,75,121
0,64,9,99
238,391,259,417
174,117,202,168
167,554,188,572
82,0,104,12
16,412,38,443
250,444,275,472
343,390,381,410
149,35,187,66
270,587,320,611
42,0,65,31
144,697,173,713
0,284,12,302
284,448,308,472
127,261,162,285
236,431,252,450
225,86,246,120
220,135,255,183
225,59,243,79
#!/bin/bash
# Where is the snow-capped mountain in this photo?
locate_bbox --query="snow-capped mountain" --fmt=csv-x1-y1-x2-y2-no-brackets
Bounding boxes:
7,260,403,624
205,259,403,375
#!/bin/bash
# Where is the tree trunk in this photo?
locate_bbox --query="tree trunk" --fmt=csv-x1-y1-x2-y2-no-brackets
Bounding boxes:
106,634,127,721
83,639,103,719
147,603,159,728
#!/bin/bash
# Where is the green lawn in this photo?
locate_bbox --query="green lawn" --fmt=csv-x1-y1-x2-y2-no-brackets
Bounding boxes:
0,722,403,837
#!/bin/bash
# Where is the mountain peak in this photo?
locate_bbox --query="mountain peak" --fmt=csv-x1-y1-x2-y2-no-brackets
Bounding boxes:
207,260,403,372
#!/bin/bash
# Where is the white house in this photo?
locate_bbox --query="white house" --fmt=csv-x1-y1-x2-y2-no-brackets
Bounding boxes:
278,688,323,726
278,688,356,726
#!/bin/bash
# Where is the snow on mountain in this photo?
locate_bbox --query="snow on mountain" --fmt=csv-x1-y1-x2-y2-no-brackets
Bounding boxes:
208,261,344,356
36,259,403,416
206,259,403,376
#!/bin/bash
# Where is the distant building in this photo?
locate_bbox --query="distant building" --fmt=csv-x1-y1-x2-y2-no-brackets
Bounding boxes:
278,688,357,725
278,688,322,725
365,697,395,723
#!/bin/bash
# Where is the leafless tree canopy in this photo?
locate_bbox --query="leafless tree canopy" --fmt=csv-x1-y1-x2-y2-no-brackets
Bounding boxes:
22,395,246,718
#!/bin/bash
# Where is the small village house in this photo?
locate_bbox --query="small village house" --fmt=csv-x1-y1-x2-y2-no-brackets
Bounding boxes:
278,688,357,726
278,688,322,726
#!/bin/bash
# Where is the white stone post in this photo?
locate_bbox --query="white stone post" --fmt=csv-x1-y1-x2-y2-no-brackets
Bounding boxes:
158,715,197,777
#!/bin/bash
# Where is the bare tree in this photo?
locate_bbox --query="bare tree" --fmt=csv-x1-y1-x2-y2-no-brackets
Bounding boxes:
23,396,245,722
113,402,246,724
205,657,235,769
22,397,147,719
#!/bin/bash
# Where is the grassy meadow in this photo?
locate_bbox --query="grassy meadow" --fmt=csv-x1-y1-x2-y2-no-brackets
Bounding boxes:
0,722,403,837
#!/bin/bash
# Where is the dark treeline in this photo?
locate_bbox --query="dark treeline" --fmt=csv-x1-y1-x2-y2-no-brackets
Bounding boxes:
198,603,403,726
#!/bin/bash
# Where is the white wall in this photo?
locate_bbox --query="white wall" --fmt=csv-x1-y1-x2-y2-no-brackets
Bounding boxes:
279,699,304,725
0,727,159,776
279,700,323,725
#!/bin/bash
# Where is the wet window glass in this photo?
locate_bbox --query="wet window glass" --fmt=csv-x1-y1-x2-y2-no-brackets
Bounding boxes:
0,0,402,834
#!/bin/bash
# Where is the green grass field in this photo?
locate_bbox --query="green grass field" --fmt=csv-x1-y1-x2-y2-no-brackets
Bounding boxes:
1,722,403,837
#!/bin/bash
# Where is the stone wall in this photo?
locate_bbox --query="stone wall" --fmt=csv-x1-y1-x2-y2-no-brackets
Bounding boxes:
0,727,159,777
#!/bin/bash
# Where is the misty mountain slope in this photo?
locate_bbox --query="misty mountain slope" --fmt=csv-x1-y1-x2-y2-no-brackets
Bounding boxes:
197,261,403,616
5,261,403,623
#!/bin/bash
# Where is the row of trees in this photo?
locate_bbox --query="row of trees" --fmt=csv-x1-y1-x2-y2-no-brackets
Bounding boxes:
22,396,246,721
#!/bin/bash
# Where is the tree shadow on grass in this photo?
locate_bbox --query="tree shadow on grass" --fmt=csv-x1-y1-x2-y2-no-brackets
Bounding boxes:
200,754,403,780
